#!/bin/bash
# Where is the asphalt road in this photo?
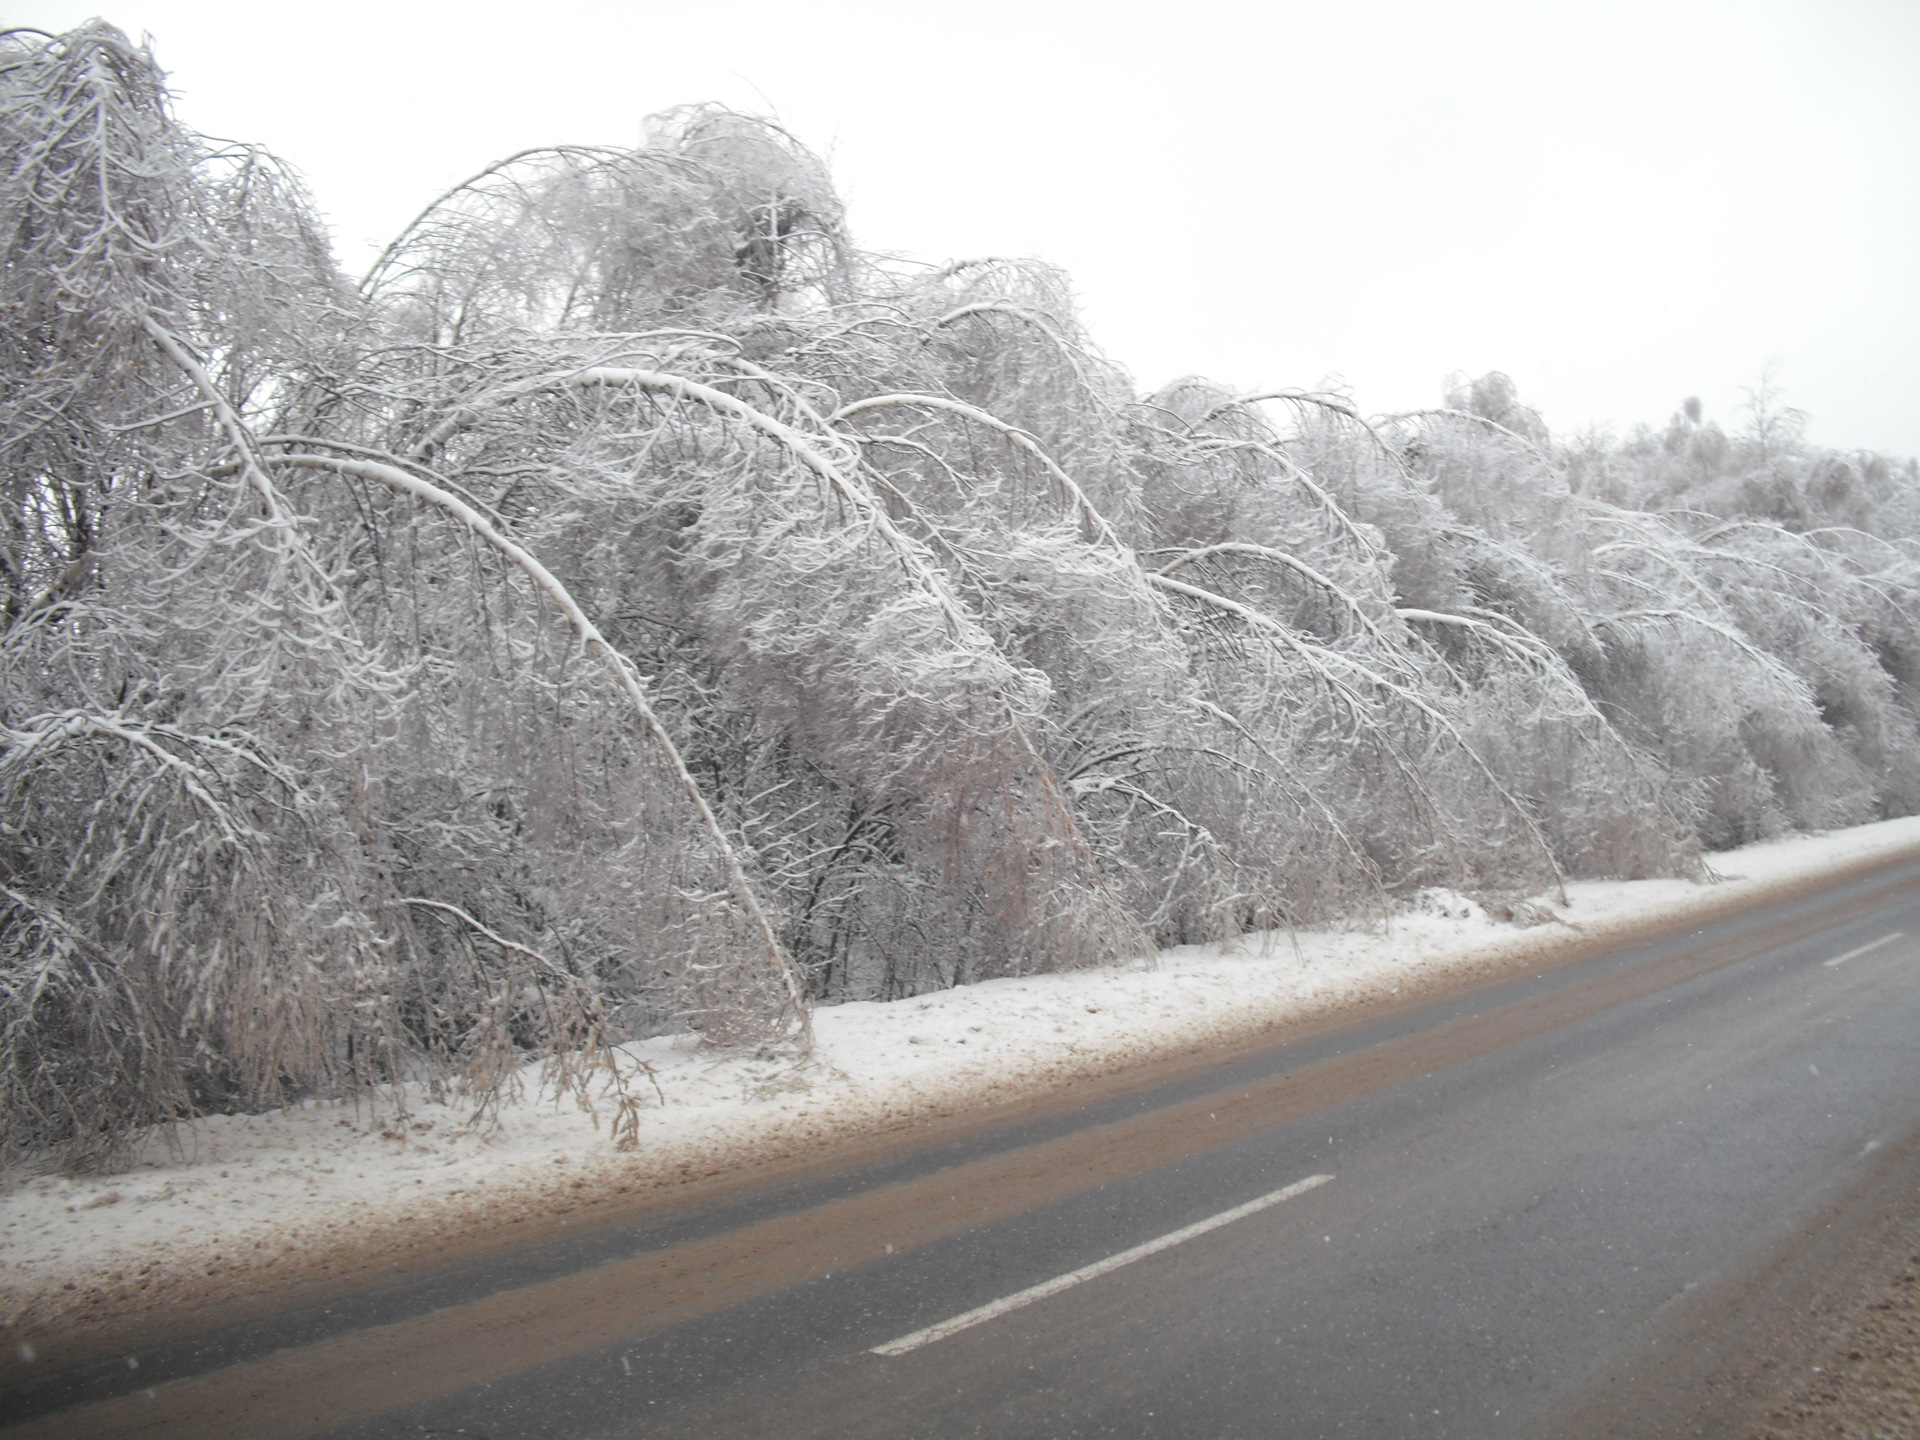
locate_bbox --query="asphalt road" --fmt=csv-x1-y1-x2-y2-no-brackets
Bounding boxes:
9,856,1920,1439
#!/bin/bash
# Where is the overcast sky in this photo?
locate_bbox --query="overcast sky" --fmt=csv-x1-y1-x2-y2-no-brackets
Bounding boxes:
13,0,1919,456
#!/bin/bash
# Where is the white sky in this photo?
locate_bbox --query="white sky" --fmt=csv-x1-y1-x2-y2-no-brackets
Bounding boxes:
12,0,1919,456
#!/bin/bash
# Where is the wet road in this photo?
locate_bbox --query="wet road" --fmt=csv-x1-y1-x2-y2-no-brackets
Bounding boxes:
9,856,1920,1438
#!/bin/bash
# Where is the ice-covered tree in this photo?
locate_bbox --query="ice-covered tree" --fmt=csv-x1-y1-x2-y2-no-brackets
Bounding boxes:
3,23,1914,1170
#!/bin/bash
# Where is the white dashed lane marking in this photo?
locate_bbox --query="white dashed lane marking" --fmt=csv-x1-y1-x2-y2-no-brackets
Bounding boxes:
870,1173,1334,1358
1823,932,1904,969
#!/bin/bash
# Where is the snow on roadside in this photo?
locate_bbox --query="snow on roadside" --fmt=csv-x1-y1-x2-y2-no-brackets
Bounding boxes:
6,816,1920,1342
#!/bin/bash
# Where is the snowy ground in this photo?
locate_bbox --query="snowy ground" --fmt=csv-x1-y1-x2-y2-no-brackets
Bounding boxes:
6,817,1920,1347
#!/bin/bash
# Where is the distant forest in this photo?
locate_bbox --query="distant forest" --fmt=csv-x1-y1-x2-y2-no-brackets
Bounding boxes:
4,24,1916,1167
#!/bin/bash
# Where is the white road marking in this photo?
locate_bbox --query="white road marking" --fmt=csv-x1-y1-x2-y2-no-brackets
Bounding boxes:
869,1173,1334,1358
1822,932,1904,969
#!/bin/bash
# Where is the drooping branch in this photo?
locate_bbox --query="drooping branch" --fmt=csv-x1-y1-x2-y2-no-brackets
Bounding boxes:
1150,571,1568,898
267,450,812,1034
832,392,1127,552
1596,609,1814,704
1161,541,1399,651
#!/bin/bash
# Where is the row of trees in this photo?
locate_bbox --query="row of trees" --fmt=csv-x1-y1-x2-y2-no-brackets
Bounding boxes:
4,24,1916,1167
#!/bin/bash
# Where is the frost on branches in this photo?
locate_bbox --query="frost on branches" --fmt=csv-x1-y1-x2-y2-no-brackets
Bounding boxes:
3,24,1917,1169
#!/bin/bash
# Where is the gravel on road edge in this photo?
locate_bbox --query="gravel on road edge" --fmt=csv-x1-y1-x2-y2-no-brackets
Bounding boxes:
1747,1202,1920,1440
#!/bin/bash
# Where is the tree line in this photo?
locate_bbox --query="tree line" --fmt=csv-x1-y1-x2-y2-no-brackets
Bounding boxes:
3,24,1915,1168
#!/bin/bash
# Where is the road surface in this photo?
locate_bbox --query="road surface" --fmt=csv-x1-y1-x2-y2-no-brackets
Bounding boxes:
7,856,1920,1438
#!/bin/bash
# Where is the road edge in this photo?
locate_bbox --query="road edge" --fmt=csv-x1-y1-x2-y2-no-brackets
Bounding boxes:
8,824,1920,1372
